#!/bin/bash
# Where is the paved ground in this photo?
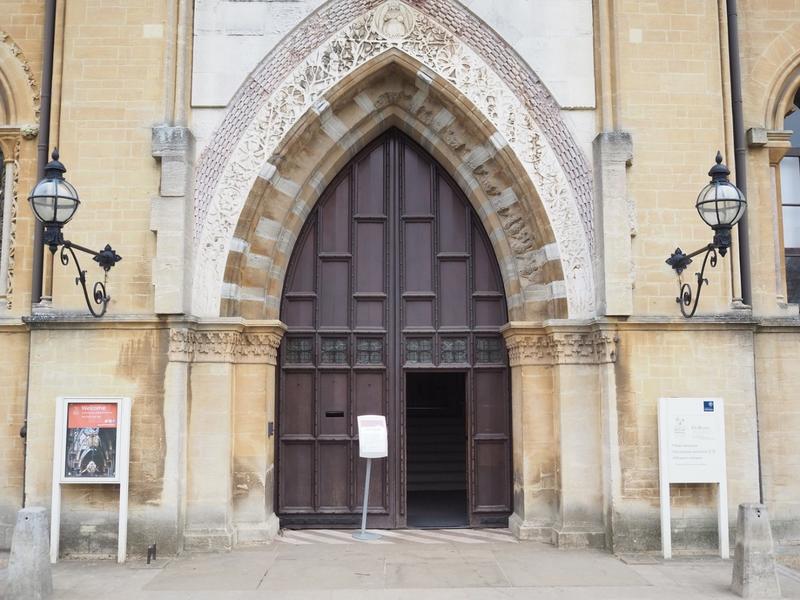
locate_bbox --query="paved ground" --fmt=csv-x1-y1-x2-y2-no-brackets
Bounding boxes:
2,528,800,599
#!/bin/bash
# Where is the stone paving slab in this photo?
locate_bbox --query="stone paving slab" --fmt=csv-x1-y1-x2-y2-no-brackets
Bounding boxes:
1,532,800,599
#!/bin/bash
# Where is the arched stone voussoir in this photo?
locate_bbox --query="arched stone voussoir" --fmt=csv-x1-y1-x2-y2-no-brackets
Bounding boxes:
223,57,568,321
195,1,594,318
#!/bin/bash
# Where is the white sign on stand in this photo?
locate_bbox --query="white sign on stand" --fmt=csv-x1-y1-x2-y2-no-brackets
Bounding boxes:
354,415,387,540
357,415,388,459
658,397,728,559
50,396,132,563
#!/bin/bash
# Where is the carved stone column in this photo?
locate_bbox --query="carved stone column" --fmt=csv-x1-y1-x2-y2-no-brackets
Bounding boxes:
0,129,21,310
503,322,618,548
503,324,558,541
176,320,285,551
163,327,192,553
183,327,239,551
550,329,617,549
232,324,285,543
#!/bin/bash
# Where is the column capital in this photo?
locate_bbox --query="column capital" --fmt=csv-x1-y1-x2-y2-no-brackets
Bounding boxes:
168,319,287,364
501,322,618,366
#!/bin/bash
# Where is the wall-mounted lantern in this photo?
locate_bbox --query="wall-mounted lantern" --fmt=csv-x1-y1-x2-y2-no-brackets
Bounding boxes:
28,149,122,317
666,152,747,317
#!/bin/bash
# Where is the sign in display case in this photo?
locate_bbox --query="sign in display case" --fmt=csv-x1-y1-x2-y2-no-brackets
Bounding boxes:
50,396,132,563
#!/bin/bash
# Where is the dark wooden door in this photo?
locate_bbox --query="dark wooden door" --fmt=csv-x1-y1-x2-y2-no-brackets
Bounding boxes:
278,130,510,528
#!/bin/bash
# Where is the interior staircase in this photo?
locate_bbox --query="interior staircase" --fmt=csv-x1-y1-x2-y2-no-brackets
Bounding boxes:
406,412,466,492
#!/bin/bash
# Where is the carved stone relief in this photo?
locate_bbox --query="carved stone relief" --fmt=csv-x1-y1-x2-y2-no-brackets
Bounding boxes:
504,328,618,366
0,31,41,118
168,326,285,364
0,133,20,309
193,1,595,319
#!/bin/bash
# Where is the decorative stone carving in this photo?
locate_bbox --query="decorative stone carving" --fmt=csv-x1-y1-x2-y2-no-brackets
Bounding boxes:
168,326,285,364
193,0,595,319
20,124,38,140
373,2,416,40
0,31,41,116
504,326,618,366
239,332,283,364
168,328,194,362
0,133,20,309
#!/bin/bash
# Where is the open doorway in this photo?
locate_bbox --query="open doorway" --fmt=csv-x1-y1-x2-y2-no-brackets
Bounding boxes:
406,372,468,528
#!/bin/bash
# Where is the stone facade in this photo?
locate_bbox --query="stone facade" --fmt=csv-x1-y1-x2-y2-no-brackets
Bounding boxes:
0,0,799,559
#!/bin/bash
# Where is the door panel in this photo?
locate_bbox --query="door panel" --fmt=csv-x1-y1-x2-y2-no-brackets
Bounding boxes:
439,261,469,327
438,179,468,253
403,222,433,291
279,130,510,528
281,443,314,510
282,372,314,435
319,261,350,327
320,178,350,252
355,222,385,292
319,443,350,510
474,370,508,434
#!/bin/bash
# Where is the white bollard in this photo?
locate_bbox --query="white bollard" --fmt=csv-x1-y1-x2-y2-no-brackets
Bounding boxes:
6,507,54,600
731,503,781,598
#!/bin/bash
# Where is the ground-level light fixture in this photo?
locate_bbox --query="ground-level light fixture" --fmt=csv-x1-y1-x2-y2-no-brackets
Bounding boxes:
666,152,747,317
28,149,122,317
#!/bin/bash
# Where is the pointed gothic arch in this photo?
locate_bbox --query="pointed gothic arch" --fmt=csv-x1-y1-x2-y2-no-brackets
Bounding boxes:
192,0,595,320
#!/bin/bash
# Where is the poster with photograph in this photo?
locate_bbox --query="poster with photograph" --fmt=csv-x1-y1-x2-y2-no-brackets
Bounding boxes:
64,402,119,479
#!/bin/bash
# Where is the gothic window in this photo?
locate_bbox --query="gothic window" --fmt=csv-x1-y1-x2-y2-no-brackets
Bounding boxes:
781,89,800,303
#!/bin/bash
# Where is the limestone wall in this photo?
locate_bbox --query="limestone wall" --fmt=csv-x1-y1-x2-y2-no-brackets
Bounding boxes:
44,0,168,315
24,322,178,557
755,329,800,546
611,0,735,316
0,325,29,547
612,323,761,552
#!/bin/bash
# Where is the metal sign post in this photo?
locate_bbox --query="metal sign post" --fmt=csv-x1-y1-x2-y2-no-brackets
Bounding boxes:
354,415,387,541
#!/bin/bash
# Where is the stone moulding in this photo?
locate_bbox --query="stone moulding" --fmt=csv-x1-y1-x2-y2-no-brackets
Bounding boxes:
168,321,286,364
502,322,618,366
192,0,595,319
0,30,41,118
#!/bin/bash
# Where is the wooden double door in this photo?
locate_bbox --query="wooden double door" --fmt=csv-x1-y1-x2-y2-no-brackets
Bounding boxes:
278,130,510,528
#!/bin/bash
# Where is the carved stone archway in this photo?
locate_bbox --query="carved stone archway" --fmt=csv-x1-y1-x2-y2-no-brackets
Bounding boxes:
222,54,566,322
192,0,595,319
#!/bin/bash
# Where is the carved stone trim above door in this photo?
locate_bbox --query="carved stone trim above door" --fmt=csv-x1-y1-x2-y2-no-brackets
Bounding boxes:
168,320,286,364
502,322,619,366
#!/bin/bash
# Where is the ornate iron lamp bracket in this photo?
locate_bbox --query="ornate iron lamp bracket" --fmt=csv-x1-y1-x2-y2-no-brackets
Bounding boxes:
666,243,717,318
54,239,122,317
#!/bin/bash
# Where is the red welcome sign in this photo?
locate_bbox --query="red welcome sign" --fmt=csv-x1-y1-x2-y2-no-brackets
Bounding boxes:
67,403,117,428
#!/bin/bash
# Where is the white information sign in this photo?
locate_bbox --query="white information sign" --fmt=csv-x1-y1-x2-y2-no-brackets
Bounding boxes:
357,415,388,458
658,397,728,559
50,396,132,563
